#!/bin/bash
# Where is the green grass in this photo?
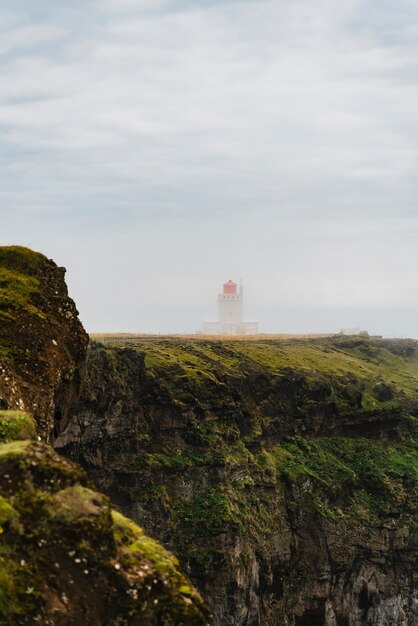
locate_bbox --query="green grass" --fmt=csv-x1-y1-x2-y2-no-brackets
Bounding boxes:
142,434,417,554
0,411,37,443
0,268,46,322
0,496,17,532
0,440,32,462
0,246,48,275
263,435,418,520
174,488,238,534
99,336,418,415
232,338,418,406
0,247,51,324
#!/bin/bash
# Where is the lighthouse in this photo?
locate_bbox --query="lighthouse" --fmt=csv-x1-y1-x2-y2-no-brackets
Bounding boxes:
218,280,243,324
202,280,258,335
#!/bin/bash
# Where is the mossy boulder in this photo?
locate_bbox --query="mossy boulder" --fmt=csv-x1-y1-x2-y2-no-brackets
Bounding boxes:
0,439,207,625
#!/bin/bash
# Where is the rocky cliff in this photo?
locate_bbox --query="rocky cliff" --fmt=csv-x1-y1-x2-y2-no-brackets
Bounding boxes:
0,246,88,441
56,337,418,625
0,247,207,625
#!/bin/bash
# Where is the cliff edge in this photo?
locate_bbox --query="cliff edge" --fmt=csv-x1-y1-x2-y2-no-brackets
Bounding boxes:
0,246,88,441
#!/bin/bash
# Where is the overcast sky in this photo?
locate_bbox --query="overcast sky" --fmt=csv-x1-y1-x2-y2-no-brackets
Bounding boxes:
1,0,418,336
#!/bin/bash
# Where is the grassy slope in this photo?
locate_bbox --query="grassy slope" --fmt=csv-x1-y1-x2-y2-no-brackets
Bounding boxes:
139,336,418,409
0,247,47,319
0,247,49,360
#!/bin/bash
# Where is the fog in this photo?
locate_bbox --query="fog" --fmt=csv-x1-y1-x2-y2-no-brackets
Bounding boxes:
1,0,418,338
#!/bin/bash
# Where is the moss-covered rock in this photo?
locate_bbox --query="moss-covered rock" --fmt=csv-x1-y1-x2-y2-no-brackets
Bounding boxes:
0,440,207,625
0,246,88,441
0,410,37,443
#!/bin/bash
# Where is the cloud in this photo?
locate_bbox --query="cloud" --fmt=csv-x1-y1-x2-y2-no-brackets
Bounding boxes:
1,0,418,332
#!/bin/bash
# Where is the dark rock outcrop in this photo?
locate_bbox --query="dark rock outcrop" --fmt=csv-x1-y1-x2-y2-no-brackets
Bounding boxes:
0,246,88,441
57,338,418,625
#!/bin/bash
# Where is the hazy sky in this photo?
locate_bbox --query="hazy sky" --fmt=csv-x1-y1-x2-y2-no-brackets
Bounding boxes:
2,0,418,336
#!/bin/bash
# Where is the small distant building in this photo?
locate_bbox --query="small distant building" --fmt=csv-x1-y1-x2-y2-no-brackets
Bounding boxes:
202,280,258,336
340,327,369,336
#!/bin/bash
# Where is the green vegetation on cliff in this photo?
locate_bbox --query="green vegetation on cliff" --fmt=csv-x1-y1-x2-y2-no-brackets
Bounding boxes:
93,336,418,446
70,337,418,591
139,335,418,411
132,433,417,573
0,246,48,329
0,411,37,443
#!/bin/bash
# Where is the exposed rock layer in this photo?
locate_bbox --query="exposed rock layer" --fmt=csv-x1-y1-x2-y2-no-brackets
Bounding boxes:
57,338,418,625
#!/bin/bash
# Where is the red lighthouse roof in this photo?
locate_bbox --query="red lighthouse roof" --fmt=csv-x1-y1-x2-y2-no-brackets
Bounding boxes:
223,280,237,294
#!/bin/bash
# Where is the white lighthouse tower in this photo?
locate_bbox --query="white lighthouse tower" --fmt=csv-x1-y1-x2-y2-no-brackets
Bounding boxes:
202,280,258,335
218,280,243,325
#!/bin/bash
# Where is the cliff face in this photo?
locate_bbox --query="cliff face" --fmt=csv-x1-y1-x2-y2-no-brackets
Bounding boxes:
0,247,207,625
56,338,418,626
0,246,88,441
